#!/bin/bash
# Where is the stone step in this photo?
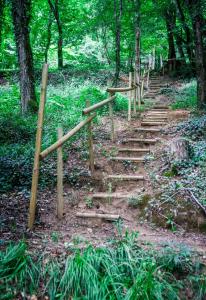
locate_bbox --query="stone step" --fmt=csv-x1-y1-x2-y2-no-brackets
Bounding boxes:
118,148,150,153
135,127,161,133
92,192,133,200
141,121,167,126
106,174,145,181
149,110,168,114
111,157,145,162
123,138,158,144
145,115,168,119
153,105,169,109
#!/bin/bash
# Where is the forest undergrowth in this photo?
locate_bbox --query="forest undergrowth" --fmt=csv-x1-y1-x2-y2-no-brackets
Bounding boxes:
0,230,206,300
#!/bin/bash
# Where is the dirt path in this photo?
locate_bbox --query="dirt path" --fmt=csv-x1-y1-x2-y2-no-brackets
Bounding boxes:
1,75,205,258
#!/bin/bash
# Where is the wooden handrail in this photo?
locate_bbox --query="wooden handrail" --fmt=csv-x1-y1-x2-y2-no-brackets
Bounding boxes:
82,95,116,115
40,114,96,159
107,87,135,93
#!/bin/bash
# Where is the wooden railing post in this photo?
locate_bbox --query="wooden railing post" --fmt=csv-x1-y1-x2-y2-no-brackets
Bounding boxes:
57,126,64,219
86,100,95,174
128,72,132,121
141,69,145,99
133,71,137,114
109,92,115,141
137,72,141,110
147,68,150,90
28,64,49,229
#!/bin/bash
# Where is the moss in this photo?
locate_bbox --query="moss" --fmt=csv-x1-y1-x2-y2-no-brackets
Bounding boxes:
164,165,178,177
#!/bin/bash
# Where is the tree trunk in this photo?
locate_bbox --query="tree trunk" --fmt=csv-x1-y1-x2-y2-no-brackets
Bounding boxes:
188,0,206,110
169,138,190,162
133,0,141,90
44,12,53,63
114,0,122,86
175,29,186,63
175,0,195,68
11,0,37,114
48,0,63,69
0,0,5,48
165,8,177,72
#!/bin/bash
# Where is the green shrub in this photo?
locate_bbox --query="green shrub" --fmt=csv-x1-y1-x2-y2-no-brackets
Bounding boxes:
171,80,197,110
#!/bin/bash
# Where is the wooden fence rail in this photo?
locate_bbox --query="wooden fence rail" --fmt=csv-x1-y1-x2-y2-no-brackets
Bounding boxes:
28,63,152,229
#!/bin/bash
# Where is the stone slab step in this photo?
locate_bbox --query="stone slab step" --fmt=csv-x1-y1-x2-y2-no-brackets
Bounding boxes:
135,127,161,133
92,192,133,199
123,138,158,144
111,157,145,162
153,106,169,109
141,121,167,126
118,148,150,153
106,174,145,180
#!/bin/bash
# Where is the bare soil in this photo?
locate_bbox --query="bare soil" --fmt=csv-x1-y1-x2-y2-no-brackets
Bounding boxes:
1,76,205,262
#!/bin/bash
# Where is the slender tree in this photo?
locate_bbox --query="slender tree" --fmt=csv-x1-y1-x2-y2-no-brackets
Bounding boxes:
114,0,122,85
48,0,63,68
133,0,141,85
175,0,195,67
0,0,5,48
187,0,206,109
11,0,37,114
44,11,53,63
164,6,177,71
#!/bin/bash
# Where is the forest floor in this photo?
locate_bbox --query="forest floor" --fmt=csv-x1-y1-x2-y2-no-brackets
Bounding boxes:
1,75,206,261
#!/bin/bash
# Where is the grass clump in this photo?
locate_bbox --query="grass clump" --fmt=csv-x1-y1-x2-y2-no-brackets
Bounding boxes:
0,232,205,299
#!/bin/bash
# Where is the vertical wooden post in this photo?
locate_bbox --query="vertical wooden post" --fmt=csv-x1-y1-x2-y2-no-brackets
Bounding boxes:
141,69,145,99
86,100,95,174
133,70,137,114
57,126,64,219
147,68,150,90
28,64,49,229
109,92,115,142
128,72,132,121
152,48,156,70
137,72,141,110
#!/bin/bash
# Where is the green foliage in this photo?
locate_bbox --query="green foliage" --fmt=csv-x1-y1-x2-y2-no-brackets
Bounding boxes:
0,78,129,192
0,234,205,299
171,81,197,110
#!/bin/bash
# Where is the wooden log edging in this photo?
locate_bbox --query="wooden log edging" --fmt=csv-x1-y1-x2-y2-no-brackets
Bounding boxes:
76,212,120,220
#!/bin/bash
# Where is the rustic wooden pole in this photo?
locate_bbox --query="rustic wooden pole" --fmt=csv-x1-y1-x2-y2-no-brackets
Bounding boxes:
57,126,64,219
137,72,141,110
28,64,48,229
147,68,150,89
109,92,115,141
128,72,132,121
86,100,95,174
133,70,137,114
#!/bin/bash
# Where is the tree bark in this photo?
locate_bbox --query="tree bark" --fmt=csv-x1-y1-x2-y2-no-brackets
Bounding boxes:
0,0,5,48
114,0,122,86
188,0,206,109
169,138,190,163
165,8,177,72
48,0,63,69
133,0,141,92
11,0,37,114
44,12,53,63
175,0,195,68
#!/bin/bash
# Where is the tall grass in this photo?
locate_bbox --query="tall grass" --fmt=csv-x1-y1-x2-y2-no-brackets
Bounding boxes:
0,232,205,299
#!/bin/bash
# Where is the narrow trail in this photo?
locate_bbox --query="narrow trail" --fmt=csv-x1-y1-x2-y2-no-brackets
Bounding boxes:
73,75,206,255
25,74,206,257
